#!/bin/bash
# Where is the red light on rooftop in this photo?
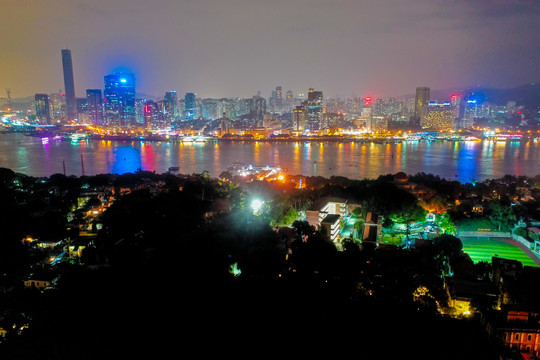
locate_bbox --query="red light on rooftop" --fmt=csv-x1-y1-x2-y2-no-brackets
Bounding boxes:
364,96,372,106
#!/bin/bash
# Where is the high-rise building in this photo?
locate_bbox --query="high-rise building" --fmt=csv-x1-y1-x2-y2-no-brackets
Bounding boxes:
306,88,324,130
34,94,51,125
285,90,294,110
49,92,66,122
293,105,306,131
252,95,266,124
76,98,87,114
420,101,455,130
275,86,282,111
164,91,179,124
184,92,198,120
413,87,430,127
86,89,103,125
61,49,77,122
104,72,136,127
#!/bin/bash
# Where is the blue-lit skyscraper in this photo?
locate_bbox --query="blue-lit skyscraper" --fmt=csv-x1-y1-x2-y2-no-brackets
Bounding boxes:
104,72,136,127
184,92,198,120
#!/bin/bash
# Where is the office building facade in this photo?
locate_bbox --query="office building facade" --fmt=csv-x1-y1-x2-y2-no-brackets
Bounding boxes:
86,89,103,125
104,72,136,127
34,94,51,125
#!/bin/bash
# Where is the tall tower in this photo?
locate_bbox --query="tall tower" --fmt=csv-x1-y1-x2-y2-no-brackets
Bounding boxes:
34,94,51,125
414,87,430,127
104,72,136,128
184,92,197,120
164,91,179,124
86,89,103,125
61,49,77,122
275,86,282,111
306,88,323,131
293,105,306,132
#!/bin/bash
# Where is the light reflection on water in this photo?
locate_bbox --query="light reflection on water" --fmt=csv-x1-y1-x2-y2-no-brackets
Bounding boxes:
1,133,539,181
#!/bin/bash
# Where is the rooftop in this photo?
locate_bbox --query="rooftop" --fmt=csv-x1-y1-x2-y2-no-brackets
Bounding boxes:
321,214,340,224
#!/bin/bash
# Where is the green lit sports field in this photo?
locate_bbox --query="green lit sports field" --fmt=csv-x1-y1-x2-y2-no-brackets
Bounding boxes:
460,237,538,268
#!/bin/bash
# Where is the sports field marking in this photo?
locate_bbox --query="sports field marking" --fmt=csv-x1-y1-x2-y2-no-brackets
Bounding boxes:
460,237,538,268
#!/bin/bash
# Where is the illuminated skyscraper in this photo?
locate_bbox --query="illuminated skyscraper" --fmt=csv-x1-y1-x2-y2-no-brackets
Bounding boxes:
306,88,323,130
420,101,454,130
164,91,179,124
104,72,136,127
275,86,282,111
184,92,198,120
252,94,266,123
413,87,430,127
293,105,306,131
86,89,103,125
34,94,51,125
61,49,77,122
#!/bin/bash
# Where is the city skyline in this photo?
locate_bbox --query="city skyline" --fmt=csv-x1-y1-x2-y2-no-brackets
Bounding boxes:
1,0,540,100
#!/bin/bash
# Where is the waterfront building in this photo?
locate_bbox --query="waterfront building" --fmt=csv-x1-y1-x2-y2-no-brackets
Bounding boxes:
235,98,252,119
76,98,88,123
252,95,266,124
49,92,66,122
61,49,77,122
285,90,294,110
201,98,219,120
293,105,306,132
86,89,103,125
76,98,87,115
450,94,465,128
275,86,283,112
143,100,156,129
306,88,324,130
414,87,430,127
370,115,388,133
104,72,136,128
184,92,198,120
34,94,51,125
217,98,236,120
420,101,455,130
164,91,179,124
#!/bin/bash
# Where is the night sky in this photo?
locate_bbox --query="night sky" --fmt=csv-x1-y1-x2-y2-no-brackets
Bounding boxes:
2,0,540,99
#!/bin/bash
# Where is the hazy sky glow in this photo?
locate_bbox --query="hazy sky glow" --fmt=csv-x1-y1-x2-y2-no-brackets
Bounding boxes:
2,0,539,99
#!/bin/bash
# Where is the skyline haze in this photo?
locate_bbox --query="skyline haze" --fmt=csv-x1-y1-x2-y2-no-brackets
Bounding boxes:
1,0,539,99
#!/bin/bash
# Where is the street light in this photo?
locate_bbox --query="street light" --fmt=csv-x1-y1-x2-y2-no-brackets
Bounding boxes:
251,199,264,215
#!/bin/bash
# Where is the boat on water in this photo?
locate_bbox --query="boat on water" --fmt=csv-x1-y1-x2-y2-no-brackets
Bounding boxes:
168,166,180,172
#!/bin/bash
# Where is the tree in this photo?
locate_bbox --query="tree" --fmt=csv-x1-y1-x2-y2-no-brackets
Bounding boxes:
488,201,516,231
291,220,315,241
433,234,463,259
382,217,394,229
437,213,456,235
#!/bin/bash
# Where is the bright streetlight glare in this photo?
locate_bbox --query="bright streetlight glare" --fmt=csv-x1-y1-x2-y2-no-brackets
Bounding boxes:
251,199,264,214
